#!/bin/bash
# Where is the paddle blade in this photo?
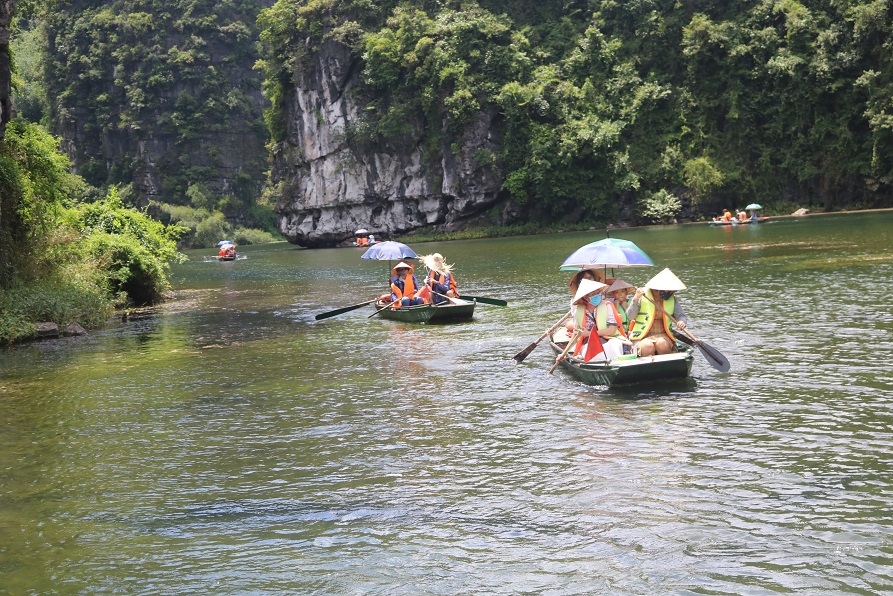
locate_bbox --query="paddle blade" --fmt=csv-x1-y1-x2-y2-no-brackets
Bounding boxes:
696,341,731,372
462,295,507,306
513,341,539,363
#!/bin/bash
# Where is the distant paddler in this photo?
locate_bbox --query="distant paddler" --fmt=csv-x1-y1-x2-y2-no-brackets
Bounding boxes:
626,268,689,357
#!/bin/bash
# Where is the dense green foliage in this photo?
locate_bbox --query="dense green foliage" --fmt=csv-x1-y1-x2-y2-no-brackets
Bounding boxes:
34,0,278,243
259,0,893,222
0,120,186,343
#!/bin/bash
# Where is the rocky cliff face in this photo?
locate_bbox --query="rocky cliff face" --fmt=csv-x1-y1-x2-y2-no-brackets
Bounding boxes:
44,0,271,211
272,39,506,248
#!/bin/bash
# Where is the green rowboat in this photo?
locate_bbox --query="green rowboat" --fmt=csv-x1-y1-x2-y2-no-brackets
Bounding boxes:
371,298,476,324
549,336,693,386
371,302,437,323
428,298,476,323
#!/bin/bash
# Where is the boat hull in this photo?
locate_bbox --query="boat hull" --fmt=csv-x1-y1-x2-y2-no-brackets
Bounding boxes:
371,303,437,323
371,298,475,324
550,340,693,386
709,217,768,226
428,299,475,322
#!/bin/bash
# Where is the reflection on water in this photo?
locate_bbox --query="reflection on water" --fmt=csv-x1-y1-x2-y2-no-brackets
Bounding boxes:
2,213,893,593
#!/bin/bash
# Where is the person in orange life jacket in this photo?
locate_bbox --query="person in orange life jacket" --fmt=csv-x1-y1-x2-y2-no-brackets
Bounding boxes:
563,278,610,363
390,261,426,306
421,253,458,305
626,268,689,357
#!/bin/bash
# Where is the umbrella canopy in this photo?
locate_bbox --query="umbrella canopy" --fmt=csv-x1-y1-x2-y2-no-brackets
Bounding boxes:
745,203,762,210
217,240,233,246
361,241,418,261
355,228,369,235
559,237,654,271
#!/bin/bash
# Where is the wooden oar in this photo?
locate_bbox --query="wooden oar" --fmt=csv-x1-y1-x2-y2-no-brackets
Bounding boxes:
430,290,459,305
460,295,507,306
513,311,572,363
639,294,730,372
368,299,397,318
549,330,580,374
315,298,379,320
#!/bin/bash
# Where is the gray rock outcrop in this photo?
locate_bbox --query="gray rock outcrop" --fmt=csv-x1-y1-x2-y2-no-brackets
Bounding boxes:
272,40,505,248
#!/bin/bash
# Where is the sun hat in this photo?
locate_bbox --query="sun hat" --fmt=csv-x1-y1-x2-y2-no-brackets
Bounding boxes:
644,268,687,292
606,279,635,294
572,278,608,304
421,253,452,274
568,268,606,292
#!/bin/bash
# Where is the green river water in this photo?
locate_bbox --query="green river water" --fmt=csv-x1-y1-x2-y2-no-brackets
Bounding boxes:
2,212,893,594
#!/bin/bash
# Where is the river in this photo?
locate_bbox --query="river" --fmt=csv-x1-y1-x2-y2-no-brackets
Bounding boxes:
2,212,893,594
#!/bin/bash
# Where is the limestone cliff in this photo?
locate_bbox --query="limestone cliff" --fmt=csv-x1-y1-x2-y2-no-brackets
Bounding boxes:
43,0,272,214
272,39,506,248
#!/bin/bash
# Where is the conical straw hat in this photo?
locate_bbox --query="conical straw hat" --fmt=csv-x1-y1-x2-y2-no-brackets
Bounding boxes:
606,279,635,294
645,268,687,291
572,278,608,304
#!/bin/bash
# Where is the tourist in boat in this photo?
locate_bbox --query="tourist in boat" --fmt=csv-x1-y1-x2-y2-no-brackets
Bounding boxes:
626,268,689,357
737,209,747,221
563,278,609,363
568,268,614,295
390,261,426,306
421,253,458,305
356,235,369,246
218,243,236,259
749,209,759,221
605,278,635,330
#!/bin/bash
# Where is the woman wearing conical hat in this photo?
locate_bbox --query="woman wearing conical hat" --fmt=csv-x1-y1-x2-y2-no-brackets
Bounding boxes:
390,261,426,307
626,268,689,356
420,253,458,305
558,278,619,363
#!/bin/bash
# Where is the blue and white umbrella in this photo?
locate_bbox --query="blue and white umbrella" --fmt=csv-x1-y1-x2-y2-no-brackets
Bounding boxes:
559,238,654,271
217,240,233,246
360,241,418,261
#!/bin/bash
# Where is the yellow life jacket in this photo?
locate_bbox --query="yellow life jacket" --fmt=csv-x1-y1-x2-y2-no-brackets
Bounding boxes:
596,302,627,340
628,290,675,341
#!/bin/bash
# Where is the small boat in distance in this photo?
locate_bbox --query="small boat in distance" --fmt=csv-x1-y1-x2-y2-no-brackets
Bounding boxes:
217,241,237,260
709,217,769,227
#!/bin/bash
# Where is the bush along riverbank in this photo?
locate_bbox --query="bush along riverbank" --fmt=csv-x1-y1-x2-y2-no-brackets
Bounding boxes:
0,121,186,346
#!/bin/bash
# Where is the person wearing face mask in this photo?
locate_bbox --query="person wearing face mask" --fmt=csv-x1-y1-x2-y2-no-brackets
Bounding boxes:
626,268,689,356
564,278,612,363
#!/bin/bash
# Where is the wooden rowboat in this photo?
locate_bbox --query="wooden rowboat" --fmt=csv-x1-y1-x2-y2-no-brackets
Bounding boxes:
428,298,475,323
549,331,693,386
371,298,476,324
709,217,768,227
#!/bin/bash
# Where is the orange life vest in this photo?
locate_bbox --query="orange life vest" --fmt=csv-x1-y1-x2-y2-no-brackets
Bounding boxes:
391,275,418,300
427,270,457,294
